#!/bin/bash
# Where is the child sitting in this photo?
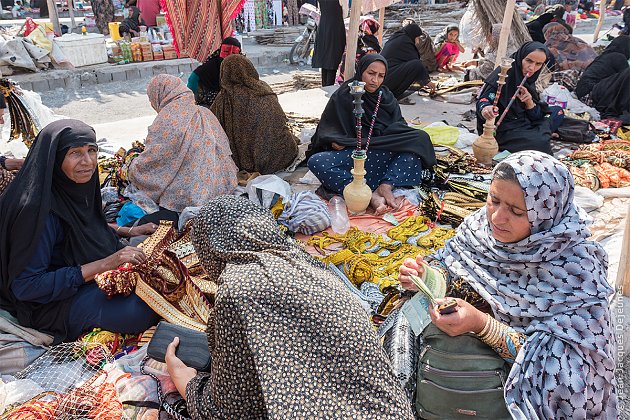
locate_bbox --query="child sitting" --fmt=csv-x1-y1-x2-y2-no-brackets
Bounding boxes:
434,24,465,72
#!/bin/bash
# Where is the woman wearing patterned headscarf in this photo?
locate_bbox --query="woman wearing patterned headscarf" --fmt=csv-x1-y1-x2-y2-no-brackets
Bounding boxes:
164,195,414,419
543,22,597,71
210,55,299,175
477,41,564,154
575,35,630,122
399,151,618,419
128,75,238,216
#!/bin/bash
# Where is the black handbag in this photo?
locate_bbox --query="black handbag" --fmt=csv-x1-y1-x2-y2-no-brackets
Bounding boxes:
147,321,212,372
556,117,596,144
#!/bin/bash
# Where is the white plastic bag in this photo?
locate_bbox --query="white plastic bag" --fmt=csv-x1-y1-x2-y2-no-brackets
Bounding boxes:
574,186,604,212
245,174,292,209
543,83,571,109
124,184,159,214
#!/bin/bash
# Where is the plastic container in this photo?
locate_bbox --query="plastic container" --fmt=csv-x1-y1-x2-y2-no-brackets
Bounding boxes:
328,196,350,234
54,33,108,67
109,22,122,41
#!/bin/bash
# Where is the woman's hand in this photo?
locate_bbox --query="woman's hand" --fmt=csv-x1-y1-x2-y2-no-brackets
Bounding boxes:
103,246,147,269
131,223,158,236
331,142,345,151
516,86,535,109
398,255,426,291
81,246,147,280
429,298,486,337
5,158,24,171
481,105,498,120
165,337,198,400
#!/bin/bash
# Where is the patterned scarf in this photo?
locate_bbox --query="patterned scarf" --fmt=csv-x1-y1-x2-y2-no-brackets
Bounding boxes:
187,195,414,418
435,151,617,419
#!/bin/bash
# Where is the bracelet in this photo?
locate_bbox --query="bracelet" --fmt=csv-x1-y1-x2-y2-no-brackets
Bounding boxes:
477,315,507,348
477,313,491,337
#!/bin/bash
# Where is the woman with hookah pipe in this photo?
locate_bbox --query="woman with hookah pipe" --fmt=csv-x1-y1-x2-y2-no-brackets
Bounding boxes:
476,42,565,155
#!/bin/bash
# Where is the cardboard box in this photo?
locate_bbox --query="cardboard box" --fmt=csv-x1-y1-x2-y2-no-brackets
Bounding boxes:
164,51,177,60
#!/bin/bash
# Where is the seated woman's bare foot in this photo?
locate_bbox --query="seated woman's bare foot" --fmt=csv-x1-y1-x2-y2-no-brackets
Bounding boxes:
370,191,388,215
376,183,404,210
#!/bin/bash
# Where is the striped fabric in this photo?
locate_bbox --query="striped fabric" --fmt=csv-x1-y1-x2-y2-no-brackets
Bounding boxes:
161,0,245,62
278,191,331,235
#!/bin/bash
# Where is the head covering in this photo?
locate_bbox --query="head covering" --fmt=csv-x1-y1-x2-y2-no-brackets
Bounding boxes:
277,191,331,235
543,22,597,71
119,6,140,34
381,24,422,68
402,22,423,40
603,35,630,59
187,195,413,418
527,11,557,43
355,52,388,79
210,55,298,174
481,41,551,113
434,23,459,50
129,75,237,212
193,37,242,92
0,119,121,317
435,151,617,419
307,54,436,168
360,17,379,35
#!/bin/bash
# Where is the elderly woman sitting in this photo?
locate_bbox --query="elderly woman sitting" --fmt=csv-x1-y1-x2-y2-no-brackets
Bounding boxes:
165,195,414,419
0,120,159,344
307,54,436,214
399,151,618,418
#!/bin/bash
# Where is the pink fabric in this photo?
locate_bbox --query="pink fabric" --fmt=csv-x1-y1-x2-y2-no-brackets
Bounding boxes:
129,75,238,212
435,42,460,67
137,0,161,26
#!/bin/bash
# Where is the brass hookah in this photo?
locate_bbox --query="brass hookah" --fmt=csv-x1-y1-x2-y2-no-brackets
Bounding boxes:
343,80,373,215
472,57,514,167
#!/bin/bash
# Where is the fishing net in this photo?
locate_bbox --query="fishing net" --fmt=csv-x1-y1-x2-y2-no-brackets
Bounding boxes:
2,342,124,419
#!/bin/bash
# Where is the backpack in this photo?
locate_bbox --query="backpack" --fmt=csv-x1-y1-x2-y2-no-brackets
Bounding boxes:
556,117,597,144
415,323,511,420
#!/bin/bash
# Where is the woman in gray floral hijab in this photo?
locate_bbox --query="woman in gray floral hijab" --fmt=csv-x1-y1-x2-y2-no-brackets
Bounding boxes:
400,151,617,419
166,195,414,419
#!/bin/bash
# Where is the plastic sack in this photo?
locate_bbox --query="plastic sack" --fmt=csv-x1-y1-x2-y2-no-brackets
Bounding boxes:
124,184,159,214
573,186,604,212
543,83,571,109
116,201,146,226
178,206,201,231
422,125,460,146
246,174,292,209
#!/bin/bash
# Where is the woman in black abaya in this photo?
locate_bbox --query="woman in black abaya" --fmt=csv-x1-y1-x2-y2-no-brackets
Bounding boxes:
312,0,345,86
575,35,630,123
476,42,564,155
0,120,158,344
307,54,436,214
380,23,435,100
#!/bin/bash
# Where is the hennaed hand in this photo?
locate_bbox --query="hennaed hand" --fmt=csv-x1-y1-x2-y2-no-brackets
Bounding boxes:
429,298,486,336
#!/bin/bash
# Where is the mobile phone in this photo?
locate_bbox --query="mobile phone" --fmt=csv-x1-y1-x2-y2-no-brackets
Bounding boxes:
438,299,458,315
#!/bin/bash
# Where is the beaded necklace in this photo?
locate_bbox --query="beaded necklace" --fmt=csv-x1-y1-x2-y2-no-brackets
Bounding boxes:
355,90,383,154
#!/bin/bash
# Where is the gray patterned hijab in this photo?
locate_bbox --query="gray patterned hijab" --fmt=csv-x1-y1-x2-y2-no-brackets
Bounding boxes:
435,151,617,419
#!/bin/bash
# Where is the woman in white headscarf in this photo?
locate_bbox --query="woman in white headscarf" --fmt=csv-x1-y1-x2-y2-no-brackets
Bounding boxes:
399,151,617,419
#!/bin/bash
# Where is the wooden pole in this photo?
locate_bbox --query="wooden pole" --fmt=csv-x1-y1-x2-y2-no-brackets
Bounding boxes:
377,6,384,45
616,204,630,297
494,0,516,67
344,0,363,81
593,0,608,42
47,0,62,36
68,0,76,32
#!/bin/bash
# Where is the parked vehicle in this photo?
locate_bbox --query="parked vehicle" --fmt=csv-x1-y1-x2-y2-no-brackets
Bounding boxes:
290,3,320,65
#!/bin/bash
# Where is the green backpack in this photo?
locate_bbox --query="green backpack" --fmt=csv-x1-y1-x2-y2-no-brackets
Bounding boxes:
415,323,512,420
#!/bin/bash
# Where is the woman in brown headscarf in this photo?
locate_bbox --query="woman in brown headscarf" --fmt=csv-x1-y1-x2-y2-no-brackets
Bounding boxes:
210,55,299,175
